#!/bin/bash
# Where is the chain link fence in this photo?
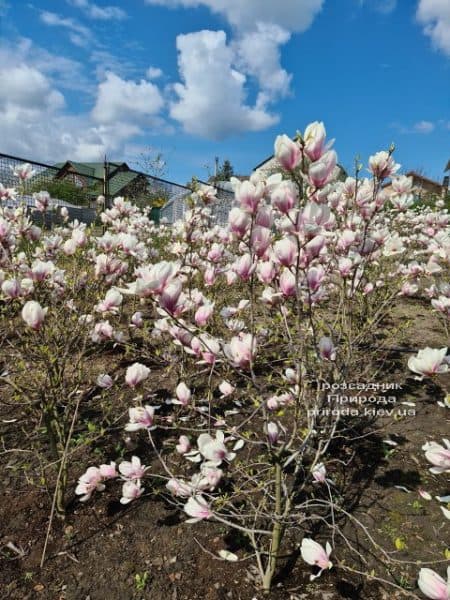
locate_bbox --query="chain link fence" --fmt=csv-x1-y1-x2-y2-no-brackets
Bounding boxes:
0,153,236,227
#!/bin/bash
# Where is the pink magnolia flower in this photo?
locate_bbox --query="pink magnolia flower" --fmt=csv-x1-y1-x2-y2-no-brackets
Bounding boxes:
225,333,256,369
308,150,337,188
1,280,21,300
279,269,296,297
312,463,327,483
33,192,50,212
219,380,235,397
75,466,105,502
159,279,185,315
233,254,255,281
228,207,251,237
118,456,148,480
266,422,279,444
91,320,114,342
408,347,448,379
422,439,450,474
274,134,301,171
304,121,327,161
176,435,191,454
274,238,297,267
184,495,213,522
166,478,193,497
198,465,223,490
250,226,271,257
195,302,214,326
120,480,144,505
13,162,36,181
235,180,264,214
417,567,450,600
301,538,333,580
99,462,117,479
174,382,191,406
125,405,156,431
97,373,113,389
21,300,48,330
306,266,325,293
271,180,298,214
96,289,123,313
368,151,400,179
197,431,236,466
318,337,336,361
257,260,277,284
131,311,144,328
125,363,150,388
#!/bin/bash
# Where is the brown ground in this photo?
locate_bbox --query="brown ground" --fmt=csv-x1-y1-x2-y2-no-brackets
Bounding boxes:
1,298,449,600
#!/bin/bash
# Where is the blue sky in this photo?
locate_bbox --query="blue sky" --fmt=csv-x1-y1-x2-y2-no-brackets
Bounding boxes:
0,0,448,185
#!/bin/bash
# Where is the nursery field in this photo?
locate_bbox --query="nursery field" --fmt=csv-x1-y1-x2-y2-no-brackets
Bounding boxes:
0,125,449,600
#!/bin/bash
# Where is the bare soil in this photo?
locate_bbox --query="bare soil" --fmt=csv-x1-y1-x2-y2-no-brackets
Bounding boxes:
1,298,449,600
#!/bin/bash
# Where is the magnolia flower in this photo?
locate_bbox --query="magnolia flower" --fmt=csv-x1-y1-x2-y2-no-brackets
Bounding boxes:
125,363,150,387
422,439,450,474
97,373,113,389
417,567,450,600
96,289,123,313
13,162,36,181
300,538,333,580
166,478,193,497
408,347,448,379
304,121,327,161
75,466,105,502
118,456,148,480
120,480,143,505
130,311,144,328
368,151,400,179
125,405,156,431
173,382,191,406
99,462,117,479
318,337,336,361
21,300,48,330
34,192,50,212
195,302,214,326
274,134,301,171
219,380,235,397
266,422,279,445
184,495,213,522
312,463,327,483
225,333,256,369
176,435,191,454
197,431,236,466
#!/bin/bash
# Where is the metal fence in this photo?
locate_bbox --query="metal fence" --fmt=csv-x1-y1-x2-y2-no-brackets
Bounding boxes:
0,152,236,226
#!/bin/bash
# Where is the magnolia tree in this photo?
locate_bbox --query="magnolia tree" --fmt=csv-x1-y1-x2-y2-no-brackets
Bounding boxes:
0,123,449,595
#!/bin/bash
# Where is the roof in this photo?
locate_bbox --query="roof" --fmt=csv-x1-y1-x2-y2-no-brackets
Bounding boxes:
445,160,450,172
405,171,443,189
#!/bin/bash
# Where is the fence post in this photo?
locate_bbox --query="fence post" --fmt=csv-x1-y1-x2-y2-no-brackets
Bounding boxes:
103,157,111,209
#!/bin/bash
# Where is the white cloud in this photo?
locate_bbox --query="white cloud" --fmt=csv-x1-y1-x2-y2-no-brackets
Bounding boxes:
146,66,163,79
234,23,292,106
39,10,93,48
0,40,166,163
170,30,277,139
146,1,323,139
67,0,127,20
417,0,450,56
92,72,164,125
145,0,324,33
413,120,435,134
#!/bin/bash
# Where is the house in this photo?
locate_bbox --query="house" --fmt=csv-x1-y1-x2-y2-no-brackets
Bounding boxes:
54,161,151,202
384,171,446,200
